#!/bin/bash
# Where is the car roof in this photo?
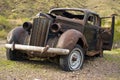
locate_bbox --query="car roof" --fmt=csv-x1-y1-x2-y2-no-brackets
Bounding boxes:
49,8,99,16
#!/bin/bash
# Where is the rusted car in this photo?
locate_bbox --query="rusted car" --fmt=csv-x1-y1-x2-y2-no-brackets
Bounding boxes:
5,8,115,71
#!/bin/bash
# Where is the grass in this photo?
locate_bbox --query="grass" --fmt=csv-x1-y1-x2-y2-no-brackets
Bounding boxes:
104,48,120,63
0,0,120,42
0,16,8,25
0,30,7,39
0,0,120,18
0,1,120,79
1,46,120,66
0,47,59,80
0,15,12,30
114,18,120,42
0,15,30,39
0,45,120,80
0,15,11,39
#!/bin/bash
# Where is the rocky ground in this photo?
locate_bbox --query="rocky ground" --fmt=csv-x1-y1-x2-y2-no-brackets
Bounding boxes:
0,40,120,80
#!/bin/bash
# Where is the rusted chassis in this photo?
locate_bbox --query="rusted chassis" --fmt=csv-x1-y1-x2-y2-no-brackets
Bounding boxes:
5,26,88,57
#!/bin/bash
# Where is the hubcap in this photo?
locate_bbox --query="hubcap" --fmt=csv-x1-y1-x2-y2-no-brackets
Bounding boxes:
69,50,81,70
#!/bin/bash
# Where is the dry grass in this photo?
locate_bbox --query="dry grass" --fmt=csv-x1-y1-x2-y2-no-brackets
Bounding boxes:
0,40,120,80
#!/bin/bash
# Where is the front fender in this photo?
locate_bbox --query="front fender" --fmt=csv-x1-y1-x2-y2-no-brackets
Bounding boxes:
7,26,29,44
56,29,88,50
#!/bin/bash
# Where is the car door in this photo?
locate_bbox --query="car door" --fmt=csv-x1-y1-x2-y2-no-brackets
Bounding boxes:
84,14,100,50
100,15,115,50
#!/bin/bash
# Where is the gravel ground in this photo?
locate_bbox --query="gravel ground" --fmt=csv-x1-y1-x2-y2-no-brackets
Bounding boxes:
0,40,120,80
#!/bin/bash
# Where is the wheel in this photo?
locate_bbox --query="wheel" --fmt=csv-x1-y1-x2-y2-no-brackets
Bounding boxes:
59,45,84,71
6,34,28,61
6,49,28,61
6,49,17,60
6,27,29,61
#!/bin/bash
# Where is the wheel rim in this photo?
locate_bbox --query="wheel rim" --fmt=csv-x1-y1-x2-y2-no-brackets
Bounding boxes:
69,48,83,70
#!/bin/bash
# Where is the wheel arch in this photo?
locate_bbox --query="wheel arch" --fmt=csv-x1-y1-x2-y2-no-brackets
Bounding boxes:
77,37,88,52
56,29,88,52
77,38,84,48
7,26,29,44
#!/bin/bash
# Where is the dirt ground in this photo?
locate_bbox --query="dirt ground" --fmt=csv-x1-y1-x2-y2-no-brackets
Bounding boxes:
0,40,120,80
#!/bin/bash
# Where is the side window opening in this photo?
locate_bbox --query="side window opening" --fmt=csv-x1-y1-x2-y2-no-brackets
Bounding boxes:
88,15,94,25
87,14,100,26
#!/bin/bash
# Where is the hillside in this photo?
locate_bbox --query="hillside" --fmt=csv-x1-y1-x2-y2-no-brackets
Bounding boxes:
0,1,120,80
0,0,120,18
0,0,120,43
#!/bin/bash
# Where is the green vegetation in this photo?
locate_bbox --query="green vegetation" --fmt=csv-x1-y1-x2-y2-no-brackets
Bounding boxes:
114,18,120,42
0,1,120,79
0,0,120,42
0,0,120,18
0,16,10,39
0,30,7,39
0,46,120,79
104,48,120,62
0,15,30,39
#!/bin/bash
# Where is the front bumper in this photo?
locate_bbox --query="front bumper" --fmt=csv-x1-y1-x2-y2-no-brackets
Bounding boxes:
5,44,70,55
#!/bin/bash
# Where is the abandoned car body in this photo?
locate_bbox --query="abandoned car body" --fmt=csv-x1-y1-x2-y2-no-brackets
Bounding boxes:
5,8,115,71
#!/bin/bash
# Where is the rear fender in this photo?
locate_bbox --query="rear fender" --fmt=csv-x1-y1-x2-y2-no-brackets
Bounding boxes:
56,29,88,51
7,27,29,44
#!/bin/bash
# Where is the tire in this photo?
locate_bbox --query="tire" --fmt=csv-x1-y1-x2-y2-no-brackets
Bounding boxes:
6,27,28,60
6,49,17,60
6,49,28,61
59,45,84,71
6,35,28,61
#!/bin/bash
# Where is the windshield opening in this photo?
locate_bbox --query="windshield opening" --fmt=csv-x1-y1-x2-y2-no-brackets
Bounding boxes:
50,10,85,20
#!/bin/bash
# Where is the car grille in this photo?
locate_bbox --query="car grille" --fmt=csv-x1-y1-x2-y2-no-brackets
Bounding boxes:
29,17,51,46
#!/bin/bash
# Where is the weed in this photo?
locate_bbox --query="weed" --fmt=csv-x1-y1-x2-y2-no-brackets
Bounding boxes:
104,48,120,62
0,30,7,39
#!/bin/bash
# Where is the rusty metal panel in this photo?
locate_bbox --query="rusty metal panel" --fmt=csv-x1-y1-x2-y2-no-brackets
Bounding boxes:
56,29,88,51
55,16,84,33
29,17,51,46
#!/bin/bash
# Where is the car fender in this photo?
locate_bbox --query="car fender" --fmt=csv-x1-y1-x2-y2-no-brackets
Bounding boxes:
56,29,88,51
7,26,29,44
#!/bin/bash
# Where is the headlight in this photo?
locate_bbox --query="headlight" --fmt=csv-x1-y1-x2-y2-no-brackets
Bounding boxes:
50,23,61,33
23,22,32,31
